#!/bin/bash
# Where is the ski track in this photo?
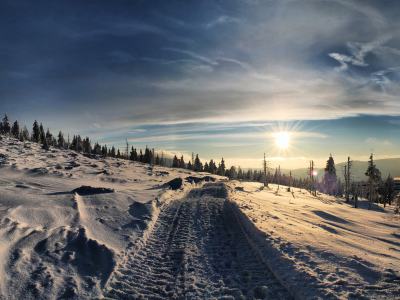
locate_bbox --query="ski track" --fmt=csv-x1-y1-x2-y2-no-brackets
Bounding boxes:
104,183,291,299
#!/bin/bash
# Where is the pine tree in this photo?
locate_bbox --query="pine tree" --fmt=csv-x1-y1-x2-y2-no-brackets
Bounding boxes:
155,154,160,165
93,143,101,155
187,161,192,170
144,146,152,164
204,162,209,173
229,166,236,178
237,166,243,179
139,149,144,162
129,146,135,160
70,135,77,150
321,154,337,195
45,128,52,146
18,128,23,141
39,123,45,144
58,131,65,148
111,146,116,157
22,125,30,141
117,149,121,158
151,149,155,164
11,119,20,138
194,154,202,171
209,159,215,174
42,135,50,150
76,135,83,152
180,155,185,168
172,155,179,168
365,153,382,210
219,158,226,176
2,113,11,136
248,168,254,181
102,145,107,156
82,137,91,153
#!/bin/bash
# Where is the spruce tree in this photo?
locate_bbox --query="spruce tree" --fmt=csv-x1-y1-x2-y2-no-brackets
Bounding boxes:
155,154,160,165
32,120,40,143
180,155,185,168
39,123,45,144
2,113,11,136
187,161,192,170
11,119,20,138
93,143,101,155
46,128,52,145
83,137,91,153
322,154,337,195
42,135,50,150
365,153,382,210
22,125,30,141
194,154,202,171
219,158,226,176
58,131,65,148
129,146,135,160
204,162,209,172
209,159,215,174
144,146,152,164
110,146,115,157
172,155,179,168
230,166,236,178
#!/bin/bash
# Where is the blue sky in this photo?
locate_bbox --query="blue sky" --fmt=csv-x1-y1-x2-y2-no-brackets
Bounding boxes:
1,0,400,169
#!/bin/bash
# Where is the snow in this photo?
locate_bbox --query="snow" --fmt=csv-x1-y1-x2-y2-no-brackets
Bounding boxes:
0,136,399,299
227,182,400,299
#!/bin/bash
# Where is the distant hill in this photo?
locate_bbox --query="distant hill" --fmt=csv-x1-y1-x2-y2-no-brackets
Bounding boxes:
280,158,400,182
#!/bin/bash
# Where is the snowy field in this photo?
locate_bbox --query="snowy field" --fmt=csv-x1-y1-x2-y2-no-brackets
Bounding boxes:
0,136,399,299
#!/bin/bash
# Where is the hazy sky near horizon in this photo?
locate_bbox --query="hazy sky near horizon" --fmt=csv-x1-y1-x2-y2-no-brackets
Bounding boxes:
1,0,400,169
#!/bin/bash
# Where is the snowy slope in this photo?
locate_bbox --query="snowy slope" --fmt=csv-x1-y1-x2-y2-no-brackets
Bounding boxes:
0,136,214,299
0,136,399,299
227,181,400,299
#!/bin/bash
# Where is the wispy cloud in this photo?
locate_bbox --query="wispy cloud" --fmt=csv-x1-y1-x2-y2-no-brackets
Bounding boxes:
328,35,392,72
163,48,219,66
205,16,240,29
365,137,391,146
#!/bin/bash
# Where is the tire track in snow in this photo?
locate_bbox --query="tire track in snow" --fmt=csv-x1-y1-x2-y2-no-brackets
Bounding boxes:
104,183,291,299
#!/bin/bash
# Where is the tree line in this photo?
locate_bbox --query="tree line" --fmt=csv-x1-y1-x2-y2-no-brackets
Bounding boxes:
1,113,397,208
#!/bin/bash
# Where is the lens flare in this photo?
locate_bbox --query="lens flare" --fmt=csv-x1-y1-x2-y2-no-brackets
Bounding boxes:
312,170,318,176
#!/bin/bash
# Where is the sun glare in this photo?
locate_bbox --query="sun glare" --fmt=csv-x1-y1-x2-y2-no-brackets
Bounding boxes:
274,132,291,149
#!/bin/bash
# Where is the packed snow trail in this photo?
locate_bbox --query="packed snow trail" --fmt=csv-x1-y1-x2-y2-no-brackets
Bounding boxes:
104,183,291,299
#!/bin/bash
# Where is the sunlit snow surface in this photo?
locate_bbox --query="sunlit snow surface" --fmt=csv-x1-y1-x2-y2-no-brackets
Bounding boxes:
0,136,399,299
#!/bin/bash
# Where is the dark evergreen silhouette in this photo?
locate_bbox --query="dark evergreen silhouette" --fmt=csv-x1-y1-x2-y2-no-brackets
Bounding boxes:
180,155,185,168
172,155,179,168
2,113,11,136
11,119,20,138
144,146,152,164
32,120,40,143
39,123,45,144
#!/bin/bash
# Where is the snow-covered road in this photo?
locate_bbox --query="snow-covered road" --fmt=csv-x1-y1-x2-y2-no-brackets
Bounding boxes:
105,183,291,300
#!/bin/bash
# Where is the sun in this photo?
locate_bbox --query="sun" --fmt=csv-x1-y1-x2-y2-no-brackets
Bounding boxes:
274,132,291,149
